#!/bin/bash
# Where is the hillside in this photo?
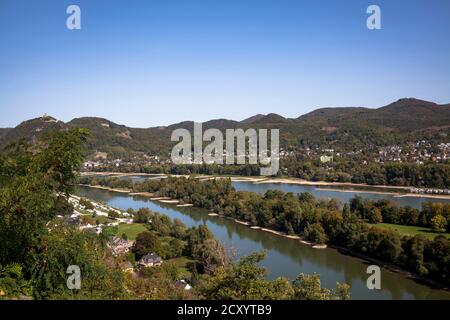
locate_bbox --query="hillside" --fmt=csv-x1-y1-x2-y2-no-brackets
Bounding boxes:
0,128,12,140
1,98,450,159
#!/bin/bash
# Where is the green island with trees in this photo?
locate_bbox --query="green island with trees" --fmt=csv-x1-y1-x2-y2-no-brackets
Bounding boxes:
79,174,450,288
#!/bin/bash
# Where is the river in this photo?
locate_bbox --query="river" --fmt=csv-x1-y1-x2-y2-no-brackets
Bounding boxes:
76,178,450,300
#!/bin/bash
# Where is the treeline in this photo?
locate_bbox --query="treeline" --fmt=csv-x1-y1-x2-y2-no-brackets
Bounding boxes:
350,196,450,232
84,159,450,188
80,175,450,286
87,163,263,177
282,159,450,188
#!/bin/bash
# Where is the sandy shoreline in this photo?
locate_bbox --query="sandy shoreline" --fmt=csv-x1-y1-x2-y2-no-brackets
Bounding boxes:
250,177,409,190
129,192,155,197
393,193,450,200
78,184,131,193
158,199,180,204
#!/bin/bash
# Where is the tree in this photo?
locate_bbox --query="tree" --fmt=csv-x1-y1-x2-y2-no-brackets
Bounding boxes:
132,231,161,259
133,208,152,223
367,207,383,224
0,129,88,267
195,238,230,274
200,251,350,300
401,235,427,275
108,210,120,219
303,223,328,244
376,232,402,262
172,218,187,239
28,223,125,299
79,198,94,210
293,273,350,300
200,251,294,300
431,215,447,233
151,213,172,236
168,238,185,258
33,129,89,196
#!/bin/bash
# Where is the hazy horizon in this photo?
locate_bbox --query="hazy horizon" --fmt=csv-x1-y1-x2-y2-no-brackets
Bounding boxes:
1,0,450,128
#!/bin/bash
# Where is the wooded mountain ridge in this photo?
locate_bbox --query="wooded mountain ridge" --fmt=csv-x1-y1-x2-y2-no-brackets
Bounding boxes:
1,98,450,159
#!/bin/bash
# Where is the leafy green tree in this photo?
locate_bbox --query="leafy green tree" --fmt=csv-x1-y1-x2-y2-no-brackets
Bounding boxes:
367,207,383,224
303,223,328,244
431,215,447,233
169,238,185,258
133,208,152,223
195,238,230,274
79,198,94,210
28,223,125,299
132,231,161,259
293,274,350,300
0,263,33,299
200,251,294,300
0,129,88,267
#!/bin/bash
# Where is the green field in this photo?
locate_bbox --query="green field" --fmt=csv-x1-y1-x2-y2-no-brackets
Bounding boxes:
116,223,148,240
166,257,195,277
86,214,115,224
375,223,450,239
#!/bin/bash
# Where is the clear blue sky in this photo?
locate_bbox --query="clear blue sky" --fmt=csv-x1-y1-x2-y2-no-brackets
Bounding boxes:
1,0,450,128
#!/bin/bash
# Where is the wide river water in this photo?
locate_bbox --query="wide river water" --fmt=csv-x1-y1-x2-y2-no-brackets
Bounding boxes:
76,178,450,300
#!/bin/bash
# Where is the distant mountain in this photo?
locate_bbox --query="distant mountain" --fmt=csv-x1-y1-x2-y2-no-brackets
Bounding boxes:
252,113,288,124
0,128,12,140
1,98,450,159
241,114,265,124
296,98,450,132
0,115,65,147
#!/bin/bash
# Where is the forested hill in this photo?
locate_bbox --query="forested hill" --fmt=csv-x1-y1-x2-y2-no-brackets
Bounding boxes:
1,98,450,160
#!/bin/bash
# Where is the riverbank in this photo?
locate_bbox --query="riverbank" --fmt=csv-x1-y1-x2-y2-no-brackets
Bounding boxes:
78,184,131,193
206,211,325,248
329,244,450,292
81,171,450,199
